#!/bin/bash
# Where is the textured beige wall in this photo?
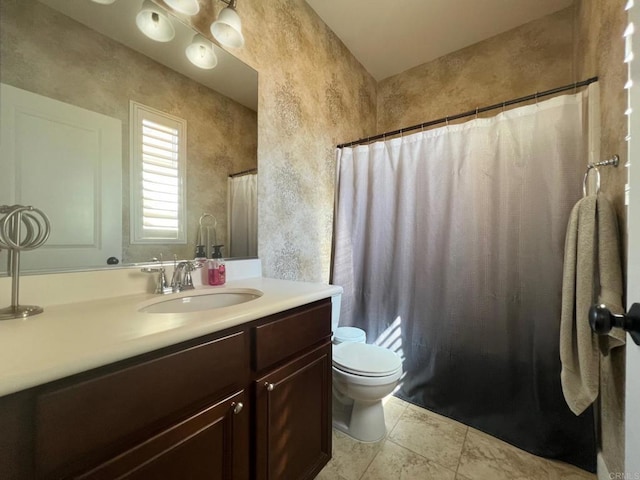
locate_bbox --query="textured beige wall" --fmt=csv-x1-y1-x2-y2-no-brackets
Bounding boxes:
240,1,377,282
0,0,257,266
377,7,575,134
181,0,378,282
575,0,628,474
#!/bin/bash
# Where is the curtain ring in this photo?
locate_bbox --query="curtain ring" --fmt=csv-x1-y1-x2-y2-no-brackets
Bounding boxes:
399,128,403,137
445,116,449,126
475,107,479,119
573,82,578,94
502,102,506,114
535,92,539,106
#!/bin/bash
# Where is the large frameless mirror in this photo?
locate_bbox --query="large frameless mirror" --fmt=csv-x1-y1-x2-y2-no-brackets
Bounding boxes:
0,0,258,274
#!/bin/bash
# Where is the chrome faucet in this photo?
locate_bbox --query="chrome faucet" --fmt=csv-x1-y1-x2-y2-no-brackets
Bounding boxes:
142,256,203,294
170,260,202,293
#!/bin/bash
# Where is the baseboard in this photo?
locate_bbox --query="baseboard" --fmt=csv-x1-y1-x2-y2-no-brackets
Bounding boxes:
598,452,611,480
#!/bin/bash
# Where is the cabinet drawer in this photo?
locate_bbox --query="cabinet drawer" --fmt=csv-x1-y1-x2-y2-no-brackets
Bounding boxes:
35,330,248,479
253,300,331,372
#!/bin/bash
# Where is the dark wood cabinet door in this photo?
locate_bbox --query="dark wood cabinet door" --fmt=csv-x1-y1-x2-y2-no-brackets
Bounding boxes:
255,343,332,480
36,330,248,479
76,390,250,480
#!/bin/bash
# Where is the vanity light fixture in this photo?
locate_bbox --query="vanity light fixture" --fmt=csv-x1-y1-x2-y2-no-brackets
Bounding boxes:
90,0,118,4
186,34,218,69
164,0,200,16
136,0,176,43
211,0,245,48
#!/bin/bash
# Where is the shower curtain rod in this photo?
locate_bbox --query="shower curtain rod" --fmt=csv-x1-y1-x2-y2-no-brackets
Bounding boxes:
337,76,598,149
229,168,257,178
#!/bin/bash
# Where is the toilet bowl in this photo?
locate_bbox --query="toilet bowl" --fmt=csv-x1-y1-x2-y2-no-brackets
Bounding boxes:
330,295,403,442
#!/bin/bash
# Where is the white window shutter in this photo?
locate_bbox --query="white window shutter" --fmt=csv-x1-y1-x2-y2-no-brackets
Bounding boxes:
130,102,187,244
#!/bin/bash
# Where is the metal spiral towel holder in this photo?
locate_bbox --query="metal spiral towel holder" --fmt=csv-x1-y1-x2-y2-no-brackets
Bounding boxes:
197,213,217,258
0,205,51,320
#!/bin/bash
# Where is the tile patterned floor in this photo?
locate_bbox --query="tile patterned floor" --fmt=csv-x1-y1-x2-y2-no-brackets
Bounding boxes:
317,396,596,480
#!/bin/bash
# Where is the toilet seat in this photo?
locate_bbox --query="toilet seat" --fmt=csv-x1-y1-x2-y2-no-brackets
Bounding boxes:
333,342,402,377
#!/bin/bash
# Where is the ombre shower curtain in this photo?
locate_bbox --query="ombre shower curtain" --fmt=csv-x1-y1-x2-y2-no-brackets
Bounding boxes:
228,173,257,257
332,91,596,470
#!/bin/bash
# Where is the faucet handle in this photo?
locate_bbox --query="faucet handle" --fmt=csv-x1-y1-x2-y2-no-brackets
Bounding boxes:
141,257,171,294
175,261,199,291
158,269,170,294
182,268,195,290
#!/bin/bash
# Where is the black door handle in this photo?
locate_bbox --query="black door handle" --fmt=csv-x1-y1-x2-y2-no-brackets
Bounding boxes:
589,303,640,345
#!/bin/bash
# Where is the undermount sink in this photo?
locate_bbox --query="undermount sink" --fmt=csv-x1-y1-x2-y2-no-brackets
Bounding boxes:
139,288,263,314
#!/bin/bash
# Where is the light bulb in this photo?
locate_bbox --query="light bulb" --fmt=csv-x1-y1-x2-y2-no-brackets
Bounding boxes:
164,0,200,16
136,0,175,42
211,6,244,48
186,34,218,69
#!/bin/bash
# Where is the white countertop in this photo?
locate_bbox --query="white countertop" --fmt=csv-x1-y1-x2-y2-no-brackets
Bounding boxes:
0,277,342,397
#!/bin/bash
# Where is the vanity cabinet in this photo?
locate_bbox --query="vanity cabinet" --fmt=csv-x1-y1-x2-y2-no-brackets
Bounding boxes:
0,298,332,480
255,344,332,480
253,301,333,480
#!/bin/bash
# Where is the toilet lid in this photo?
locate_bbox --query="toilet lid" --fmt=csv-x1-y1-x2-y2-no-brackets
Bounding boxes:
333,342,402,377
334,326,366,343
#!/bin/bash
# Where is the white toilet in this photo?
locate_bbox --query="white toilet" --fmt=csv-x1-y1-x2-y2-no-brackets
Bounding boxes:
330,294,403,442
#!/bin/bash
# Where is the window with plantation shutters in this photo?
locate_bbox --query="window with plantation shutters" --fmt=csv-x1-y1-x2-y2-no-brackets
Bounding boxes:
130,102,186,244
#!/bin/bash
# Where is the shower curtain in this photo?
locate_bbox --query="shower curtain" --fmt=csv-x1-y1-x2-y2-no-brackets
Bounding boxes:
332,92,596,470
227,173,257,257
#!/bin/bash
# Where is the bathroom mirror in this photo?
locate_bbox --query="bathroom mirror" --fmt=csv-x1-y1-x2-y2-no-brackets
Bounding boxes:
0,0,258,274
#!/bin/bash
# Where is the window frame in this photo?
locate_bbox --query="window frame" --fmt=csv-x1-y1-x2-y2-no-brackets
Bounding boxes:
129,101,187,245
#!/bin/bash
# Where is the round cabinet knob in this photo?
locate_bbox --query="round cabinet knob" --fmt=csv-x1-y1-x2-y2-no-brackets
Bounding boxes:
265,382,275,391
231,402,243,415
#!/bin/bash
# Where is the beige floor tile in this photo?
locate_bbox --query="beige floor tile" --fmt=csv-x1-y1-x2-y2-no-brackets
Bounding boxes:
315,467,350,480
457,428,574,480
388,403,468,470
452,429,595,480
324,401,595,480
384,394,412,409
382,394,410,435
361,440,457,480
318,429,383,480
538,459,596,480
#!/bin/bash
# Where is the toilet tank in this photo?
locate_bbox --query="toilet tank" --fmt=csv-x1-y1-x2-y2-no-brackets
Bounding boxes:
330,294,367,344
331,293,342,333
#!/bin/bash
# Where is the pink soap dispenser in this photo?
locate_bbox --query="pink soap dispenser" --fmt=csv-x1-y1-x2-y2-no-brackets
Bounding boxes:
207,245,226,286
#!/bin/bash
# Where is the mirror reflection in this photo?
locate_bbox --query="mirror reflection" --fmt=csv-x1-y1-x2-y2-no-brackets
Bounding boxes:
0,0,258,274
